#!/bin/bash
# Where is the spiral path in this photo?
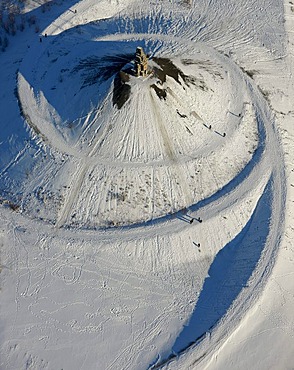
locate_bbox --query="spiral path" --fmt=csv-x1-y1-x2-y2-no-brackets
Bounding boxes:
0,0,287,369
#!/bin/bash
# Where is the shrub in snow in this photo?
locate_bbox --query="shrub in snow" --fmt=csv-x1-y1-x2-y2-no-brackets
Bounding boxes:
1,36,8,51
27,15,36,26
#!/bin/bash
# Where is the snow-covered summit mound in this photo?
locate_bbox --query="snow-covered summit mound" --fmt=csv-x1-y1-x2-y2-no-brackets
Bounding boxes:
15,28,259,228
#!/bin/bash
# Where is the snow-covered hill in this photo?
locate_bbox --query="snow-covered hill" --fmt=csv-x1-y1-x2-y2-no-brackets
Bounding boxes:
0,0,293,369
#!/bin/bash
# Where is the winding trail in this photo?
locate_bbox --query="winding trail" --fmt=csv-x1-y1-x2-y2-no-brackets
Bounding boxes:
0,1,288,369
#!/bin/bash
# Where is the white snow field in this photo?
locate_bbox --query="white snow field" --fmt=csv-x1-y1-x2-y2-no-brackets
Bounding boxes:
0,0,293,369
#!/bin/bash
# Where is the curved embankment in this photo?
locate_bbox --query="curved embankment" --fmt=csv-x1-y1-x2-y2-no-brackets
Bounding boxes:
151,74,286,370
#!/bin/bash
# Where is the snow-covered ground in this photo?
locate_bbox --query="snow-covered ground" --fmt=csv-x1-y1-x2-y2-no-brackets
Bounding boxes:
0,0,293,369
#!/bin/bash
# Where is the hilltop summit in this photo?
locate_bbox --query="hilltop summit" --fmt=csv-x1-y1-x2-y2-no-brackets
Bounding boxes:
16,36,258,228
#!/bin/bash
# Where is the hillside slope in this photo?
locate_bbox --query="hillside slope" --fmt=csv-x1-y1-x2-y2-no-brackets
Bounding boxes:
0,0,293,369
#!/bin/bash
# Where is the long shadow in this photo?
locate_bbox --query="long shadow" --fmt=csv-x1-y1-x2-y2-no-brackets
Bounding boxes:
0,0,85,167
19,20,151,126
150,177,273,369
22,0,81,33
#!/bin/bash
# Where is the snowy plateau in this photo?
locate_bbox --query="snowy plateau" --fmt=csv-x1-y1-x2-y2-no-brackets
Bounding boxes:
0,0,294,369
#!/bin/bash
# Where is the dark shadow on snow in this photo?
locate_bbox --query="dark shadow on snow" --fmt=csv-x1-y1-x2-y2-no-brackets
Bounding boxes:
150,177,273,369
112,72,132,109
72,53,134,88
153,57,209,91
24,0,81,31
